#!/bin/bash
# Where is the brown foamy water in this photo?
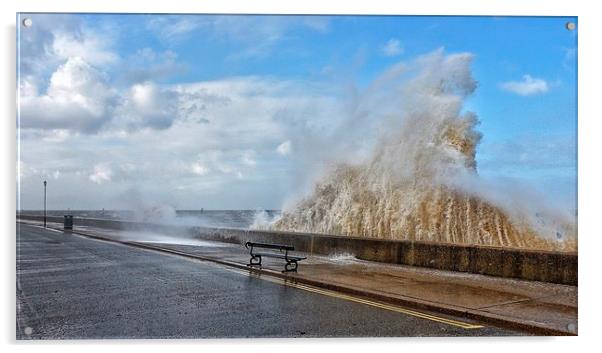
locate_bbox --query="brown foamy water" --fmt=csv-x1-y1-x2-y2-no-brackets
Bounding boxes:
270,50,576,252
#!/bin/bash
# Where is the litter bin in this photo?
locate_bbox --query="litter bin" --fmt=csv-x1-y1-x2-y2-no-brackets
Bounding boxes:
64,215,73,230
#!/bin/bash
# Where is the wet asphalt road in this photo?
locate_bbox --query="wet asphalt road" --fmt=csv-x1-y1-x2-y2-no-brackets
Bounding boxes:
16,223,524,339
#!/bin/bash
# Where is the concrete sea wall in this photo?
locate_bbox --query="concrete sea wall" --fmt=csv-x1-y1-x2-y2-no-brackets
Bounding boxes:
17,214,577,285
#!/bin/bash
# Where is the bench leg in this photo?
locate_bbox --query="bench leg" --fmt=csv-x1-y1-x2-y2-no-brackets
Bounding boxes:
283,260,298,273
247,255,262,267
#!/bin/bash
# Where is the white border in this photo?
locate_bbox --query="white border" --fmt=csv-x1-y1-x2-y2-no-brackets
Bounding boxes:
3,1,601,352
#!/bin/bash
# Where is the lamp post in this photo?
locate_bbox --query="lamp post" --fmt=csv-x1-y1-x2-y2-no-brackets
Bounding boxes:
43,180,47,228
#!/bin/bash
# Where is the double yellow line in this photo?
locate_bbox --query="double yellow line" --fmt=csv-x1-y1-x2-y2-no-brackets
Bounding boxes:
225,267,484,329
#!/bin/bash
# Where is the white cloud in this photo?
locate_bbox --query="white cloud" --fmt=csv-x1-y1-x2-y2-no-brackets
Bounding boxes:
18,75,343,209
20,59,203,134
52,30,119,67
41,129,70,143
18,15,190,135
276,141,292,156
21,69,186,135
190,162,209,176
20,57,118,133
500,75,549,96
242,150,257,167
382,39,404,56
17,161,37,180
19,14,119,82
116,81,179,131
89,164,113,184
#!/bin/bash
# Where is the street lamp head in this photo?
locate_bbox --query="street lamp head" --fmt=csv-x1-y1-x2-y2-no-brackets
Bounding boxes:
43,180,47,186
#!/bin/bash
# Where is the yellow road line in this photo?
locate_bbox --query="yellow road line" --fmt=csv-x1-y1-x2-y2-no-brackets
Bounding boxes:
224,267,484,329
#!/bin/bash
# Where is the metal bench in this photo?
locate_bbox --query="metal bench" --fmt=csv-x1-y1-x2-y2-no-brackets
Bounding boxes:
245,241,307,273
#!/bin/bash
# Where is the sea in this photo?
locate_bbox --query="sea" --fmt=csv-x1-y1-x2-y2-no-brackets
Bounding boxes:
18,209,281,229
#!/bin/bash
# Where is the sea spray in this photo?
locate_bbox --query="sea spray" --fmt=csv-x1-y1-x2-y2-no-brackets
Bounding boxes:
119,188,215,228
250,209,281,230
272,49,576,251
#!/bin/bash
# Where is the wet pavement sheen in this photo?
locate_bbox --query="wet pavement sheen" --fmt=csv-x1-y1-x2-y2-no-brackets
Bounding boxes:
16,223,524,339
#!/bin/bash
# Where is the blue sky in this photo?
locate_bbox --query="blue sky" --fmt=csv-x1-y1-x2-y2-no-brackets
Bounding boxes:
17,14,577,211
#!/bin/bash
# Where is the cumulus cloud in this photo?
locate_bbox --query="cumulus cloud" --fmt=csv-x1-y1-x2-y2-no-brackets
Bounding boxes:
18,14,119,83
52,30,119,67
18,14,192,135
18,74,345,209
116,81,179,131
89,164,113,184
18,14,336,138
276,141,291,156
500,75,549,96
20,61,188,134
20,57,118,133
190,162,209,176
382,39,404,56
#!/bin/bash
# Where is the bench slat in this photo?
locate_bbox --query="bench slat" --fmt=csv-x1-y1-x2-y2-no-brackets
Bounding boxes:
253,252,306,260
246,241,294,251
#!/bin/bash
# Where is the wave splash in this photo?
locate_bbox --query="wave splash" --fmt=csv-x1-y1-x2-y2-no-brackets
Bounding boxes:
271,49,576,251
